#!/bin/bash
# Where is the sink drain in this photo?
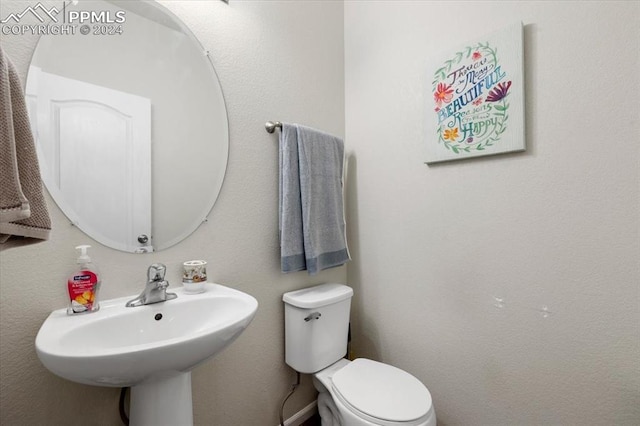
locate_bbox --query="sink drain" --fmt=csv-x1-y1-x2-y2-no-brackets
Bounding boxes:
154,313,163,321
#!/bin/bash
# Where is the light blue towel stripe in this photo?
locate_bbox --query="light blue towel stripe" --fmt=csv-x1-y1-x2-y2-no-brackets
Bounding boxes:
281,253,306,272
306,248,350,275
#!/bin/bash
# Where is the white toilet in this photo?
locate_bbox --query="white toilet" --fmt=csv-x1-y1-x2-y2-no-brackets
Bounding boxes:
283,283,436,426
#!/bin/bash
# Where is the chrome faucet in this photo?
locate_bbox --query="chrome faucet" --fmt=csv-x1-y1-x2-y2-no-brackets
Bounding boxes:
125,263,177,307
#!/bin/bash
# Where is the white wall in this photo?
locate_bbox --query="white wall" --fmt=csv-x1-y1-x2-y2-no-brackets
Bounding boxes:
0,0,345,424
345,1,639,425
2,1,639,425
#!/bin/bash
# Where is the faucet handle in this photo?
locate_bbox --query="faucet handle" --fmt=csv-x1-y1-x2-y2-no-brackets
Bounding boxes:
147,263,167,282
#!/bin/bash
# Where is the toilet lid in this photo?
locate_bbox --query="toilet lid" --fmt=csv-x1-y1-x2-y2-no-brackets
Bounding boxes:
332,358,432,422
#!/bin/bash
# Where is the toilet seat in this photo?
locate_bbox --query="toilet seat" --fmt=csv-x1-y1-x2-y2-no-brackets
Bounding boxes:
331,359,433,424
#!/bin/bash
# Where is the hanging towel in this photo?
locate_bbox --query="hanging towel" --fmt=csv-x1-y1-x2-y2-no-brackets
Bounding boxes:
279,123,350,274
0,45,51,250
279,123,306,272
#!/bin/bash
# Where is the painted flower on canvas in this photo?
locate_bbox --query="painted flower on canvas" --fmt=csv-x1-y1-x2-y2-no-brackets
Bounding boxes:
443,127,459,141
433,82,454,106
486,81,512,102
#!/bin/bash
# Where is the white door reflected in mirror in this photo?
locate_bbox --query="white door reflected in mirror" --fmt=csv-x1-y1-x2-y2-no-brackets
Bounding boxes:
25,0,229,253
27,68,153,253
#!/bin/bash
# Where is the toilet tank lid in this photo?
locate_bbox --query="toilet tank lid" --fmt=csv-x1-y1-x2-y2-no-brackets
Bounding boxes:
283,283,353,309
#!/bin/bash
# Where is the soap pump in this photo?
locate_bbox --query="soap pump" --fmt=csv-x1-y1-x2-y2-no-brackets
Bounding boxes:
67,245,101,315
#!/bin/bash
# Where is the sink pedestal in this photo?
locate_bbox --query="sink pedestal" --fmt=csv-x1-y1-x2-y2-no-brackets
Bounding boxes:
130,371,193,426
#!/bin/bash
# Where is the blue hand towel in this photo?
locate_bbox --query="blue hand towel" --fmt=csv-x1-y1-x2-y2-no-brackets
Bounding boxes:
279,123,306,272
279,123,350,274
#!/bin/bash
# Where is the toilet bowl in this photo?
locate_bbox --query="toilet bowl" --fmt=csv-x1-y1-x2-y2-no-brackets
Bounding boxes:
283,284,437,426
313,358,436,426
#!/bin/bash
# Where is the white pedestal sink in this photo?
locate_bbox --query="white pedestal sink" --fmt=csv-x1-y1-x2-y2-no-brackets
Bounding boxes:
35,283,258,426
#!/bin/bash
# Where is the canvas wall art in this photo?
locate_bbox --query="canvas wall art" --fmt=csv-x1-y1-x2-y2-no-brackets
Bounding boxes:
425,22,525,164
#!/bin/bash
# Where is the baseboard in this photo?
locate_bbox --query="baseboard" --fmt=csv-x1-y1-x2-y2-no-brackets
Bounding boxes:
278,400,318,426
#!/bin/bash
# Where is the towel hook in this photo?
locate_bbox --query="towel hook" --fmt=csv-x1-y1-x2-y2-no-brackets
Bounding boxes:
265,121,282,134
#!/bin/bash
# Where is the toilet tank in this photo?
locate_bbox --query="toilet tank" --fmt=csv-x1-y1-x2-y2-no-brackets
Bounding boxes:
283,283,353,374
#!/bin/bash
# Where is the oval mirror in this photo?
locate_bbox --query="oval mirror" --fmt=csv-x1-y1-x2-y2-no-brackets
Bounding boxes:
25,0,229,253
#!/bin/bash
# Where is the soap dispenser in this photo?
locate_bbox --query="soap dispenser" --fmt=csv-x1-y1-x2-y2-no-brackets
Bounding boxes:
67,245,101,315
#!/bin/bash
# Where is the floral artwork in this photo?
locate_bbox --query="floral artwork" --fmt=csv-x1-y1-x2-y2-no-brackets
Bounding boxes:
425,22,525,163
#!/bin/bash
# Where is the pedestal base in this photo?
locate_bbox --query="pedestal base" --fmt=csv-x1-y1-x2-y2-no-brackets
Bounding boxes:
130,371,193,426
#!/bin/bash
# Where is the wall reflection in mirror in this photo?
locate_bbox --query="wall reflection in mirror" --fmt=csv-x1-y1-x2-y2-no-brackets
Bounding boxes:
26,0,229,253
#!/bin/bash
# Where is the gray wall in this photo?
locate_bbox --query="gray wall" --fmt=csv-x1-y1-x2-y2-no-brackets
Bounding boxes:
0,1,345,424
1,1,639,425
344,1,639,425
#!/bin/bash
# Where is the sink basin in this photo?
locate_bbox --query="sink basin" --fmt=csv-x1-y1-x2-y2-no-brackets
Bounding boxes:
35,283,258,425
